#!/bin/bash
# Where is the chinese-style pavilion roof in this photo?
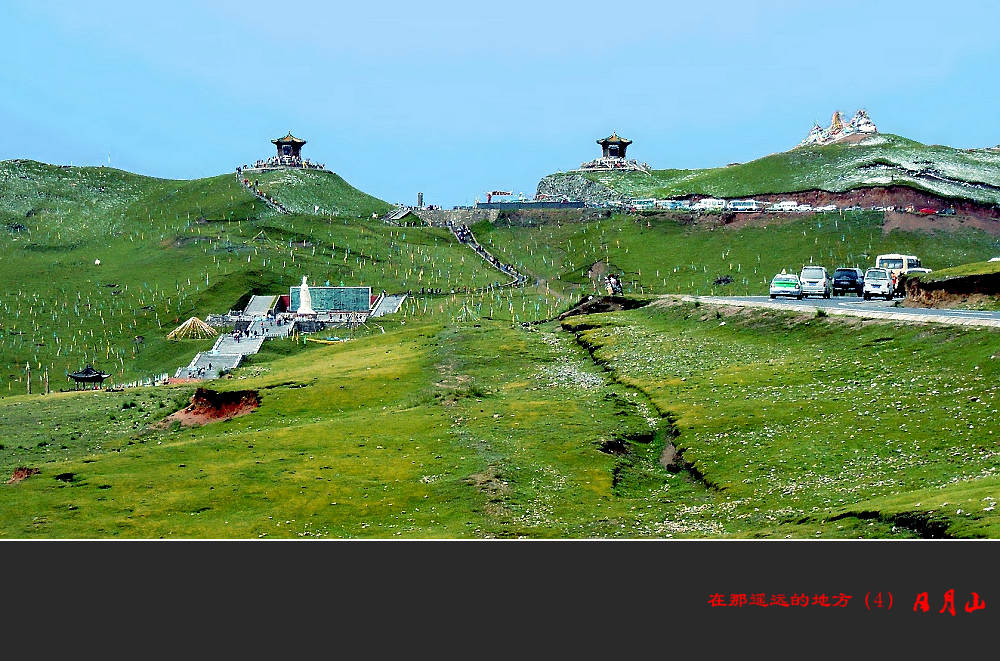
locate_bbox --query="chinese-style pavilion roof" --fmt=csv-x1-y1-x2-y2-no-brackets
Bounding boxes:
597,132,632,145
68,365,110,381
272,132,307,145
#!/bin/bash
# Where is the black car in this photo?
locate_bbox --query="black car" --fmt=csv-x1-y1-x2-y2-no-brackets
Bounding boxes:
832,267,864,296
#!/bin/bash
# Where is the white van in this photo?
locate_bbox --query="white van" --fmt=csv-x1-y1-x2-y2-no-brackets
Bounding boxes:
691,198,727,211
768,200,800,213
799,265,831,298
875,254,925,293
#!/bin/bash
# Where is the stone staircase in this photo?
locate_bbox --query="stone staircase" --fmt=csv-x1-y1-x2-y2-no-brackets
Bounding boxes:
176,316,293,380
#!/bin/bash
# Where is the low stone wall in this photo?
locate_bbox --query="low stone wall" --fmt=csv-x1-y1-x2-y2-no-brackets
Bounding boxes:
411,208,499,226
536,172,623,206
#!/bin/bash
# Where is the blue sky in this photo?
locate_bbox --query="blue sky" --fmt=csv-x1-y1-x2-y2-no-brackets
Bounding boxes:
2,0,999,206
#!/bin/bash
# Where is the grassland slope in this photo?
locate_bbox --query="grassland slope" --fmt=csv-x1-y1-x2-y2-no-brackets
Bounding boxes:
561,300,1000,538
539,134,1000,206
250,168,391,218
0,159,499,391
904,259,1000,309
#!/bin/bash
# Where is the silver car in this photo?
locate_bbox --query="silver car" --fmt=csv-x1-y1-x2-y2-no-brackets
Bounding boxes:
799,266,830,298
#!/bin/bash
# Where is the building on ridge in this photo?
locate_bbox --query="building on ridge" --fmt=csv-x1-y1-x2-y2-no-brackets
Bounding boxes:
798,109,878,147
240,132,328,172
272,132,307,164
575,131,651,173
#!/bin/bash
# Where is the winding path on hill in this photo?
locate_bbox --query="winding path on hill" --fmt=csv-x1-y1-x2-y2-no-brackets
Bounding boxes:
234,168,289,214
444,221,529,290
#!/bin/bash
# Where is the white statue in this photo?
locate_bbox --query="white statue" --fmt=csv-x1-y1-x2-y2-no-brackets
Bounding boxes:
297,275,315,315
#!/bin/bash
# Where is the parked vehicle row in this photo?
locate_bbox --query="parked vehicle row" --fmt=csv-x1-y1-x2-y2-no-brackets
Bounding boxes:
633,198,960,215
768,254,930,301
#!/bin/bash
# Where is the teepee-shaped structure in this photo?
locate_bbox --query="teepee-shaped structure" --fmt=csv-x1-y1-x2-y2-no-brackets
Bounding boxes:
167,317,219,340
453,300,481,322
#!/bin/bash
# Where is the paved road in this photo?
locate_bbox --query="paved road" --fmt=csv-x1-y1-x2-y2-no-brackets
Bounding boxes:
682,294,1000,328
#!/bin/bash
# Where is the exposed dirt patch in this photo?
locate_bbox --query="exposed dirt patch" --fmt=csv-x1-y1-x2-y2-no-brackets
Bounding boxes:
905,271,1000,307
659,443,683,472
672,186,1000,229
558,295,650,320
7,467,40,484
740,186,1000,222
905,291,998,309
587,260,610,281
464,464,510,517
884,210,1000,236
159,387,261,427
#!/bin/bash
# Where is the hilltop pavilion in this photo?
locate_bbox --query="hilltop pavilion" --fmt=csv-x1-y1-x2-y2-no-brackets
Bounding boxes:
241,132,327,172
272,132,307,162
576,131,650,173
597,132,632,159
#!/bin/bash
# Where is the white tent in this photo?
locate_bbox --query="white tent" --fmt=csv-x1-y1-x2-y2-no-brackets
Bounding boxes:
167,317,218,340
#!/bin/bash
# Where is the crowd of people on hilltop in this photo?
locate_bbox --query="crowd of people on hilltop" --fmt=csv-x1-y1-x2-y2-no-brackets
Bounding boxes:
240,155,327,171
577,156,650,172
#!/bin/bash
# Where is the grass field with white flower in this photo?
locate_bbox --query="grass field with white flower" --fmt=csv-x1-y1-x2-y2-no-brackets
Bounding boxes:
546,134,1000,205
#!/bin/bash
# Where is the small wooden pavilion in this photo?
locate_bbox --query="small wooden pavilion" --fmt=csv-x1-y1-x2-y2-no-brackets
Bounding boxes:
272,132,307,160
597,132,632,159
68,365,111,390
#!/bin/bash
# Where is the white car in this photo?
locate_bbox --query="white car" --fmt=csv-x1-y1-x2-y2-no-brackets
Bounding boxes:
989,257,1000,262
769,273,803,299
863,268,893,301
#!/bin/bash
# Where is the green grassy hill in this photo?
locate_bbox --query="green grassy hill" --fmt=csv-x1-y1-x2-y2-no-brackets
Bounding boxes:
541,134,1000,205
910,259,1000,283
4,300,999,538
0,160,499,391
479,210,1000,299
4,157,1000,539
560,300,1000,538
250,169,391,218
